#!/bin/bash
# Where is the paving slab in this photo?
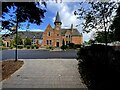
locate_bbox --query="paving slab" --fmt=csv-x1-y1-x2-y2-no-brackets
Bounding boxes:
2,59,87,89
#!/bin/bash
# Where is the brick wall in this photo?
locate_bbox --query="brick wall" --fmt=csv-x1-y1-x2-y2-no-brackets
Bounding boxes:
72,36,83,44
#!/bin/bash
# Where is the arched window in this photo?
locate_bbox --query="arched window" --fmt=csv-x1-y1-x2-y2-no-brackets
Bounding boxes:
48,32,51,36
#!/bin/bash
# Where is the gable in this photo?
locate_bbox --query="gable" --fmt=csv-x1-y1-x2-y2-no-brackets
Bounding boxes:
44,24,53,33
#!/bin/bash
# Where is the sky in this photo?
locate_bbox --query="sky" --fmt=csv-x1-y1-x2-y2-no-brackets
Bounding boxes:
1,1,96,42
28,2,92,42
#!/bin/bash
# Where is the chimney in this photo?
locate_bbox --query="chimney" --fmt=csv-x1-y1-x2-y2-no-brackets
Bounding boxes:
71,24,73,32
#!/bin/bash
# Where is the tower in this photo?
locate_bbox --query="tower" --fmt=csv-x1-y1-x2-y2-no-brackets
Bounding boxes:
54,11,62,30
54,11,62,47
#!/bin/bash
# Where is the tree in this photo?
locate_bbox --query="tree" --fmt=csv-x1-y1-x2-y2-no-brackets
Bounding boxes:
24,38,31,45
75,2,120,89
94,31,114,43
2,2,46,61
0,37,2,46
111,4,120,41
13,35,23,46
61,39,66,50
75,1,119,63
2,2,46,31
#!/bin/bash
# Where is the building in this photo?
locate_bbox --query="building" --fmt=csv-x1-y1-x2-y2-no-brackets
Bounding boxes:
42,12,83,47
2,12,83,48
2,31,43,47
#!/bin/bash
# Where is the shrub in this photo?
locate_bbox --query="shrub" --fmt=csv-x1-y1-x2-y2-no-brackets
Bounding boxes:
35,45,39,49
49,46,54,50
17,45,24,49
74,44,81,49
67,43,75,49
61,45,68,50
10,46,13,49
2,47,8,50
26,45,31,49
2,43,5,47
24,38,31,45
46,46,54,50
77,44,120,89
31,44,35,49
46,46,49,49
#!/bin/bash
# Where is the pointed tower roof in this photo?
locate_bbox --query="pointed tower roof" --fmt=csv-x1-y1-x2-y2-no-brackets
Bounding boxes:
54,11,62,25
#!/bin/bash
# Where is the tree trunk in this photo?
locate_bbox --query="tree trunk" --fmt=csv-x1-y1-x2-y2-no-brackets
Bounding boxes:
15,11,19,62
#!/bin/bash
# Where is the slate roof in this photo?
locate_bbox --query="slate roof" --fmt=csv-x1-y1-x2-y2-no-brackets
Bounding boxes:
54,12,62,24
61,28,82,36
18,31,43,39
2,31,43,39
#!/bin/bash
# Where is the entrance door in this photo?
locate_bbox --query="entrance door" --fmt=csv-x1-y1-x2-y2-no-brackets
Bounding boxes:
56,42,59,47
7,42,9,47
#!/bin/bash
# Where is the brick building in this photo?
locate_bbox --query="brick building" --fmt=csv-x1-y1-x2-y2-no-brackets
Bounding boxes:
2,31,43,47
2,12,83,48
42,12,83,47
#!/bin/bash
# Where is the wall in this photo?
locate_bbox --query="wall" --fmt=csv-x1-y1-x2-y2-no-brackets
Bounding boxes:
72,36,83,44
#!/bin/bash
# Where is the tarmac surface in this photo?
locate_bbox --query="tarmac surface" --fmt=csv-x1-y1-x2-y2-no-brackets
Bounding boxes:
1,49,77,60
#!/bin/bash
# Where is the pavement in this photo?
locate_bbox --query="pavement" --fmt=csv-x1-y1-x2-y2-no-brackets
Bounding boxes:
2,59,87,89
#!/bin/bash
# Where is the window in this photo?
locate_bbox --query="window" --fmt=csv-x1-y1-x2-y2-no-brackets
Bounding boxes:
39,39,43,44
66,36,68,38
57,34,59,36
48,32,51,36
69,41,70,43
32,39,36,44
46,40,49,45
69,35,71,38
66,41,68,45
50,40,52,45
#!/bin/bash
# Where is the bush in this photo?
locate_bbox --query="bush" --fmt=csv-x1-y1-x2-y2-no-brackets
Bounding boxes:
74,44,81,49
24,38,31,45
26,45,31,49
2,47,9,50
67,43,75,49
61,45,68,50
10,46,13,49
77,44,120,89
35,45,39,49
46,46,54,50
17,45,24,49
31,44,35,49
2,43,5,47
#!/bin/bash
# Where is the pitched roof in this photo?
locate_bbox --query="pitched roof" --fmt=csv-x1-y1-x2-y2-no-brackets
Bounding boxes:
18,31,43,39
61,28,82,36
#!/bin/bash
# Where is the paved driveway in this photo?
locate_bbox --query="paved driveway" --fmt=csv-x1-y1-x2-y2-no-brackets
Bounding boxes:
2,59,87,89
2,50,78,60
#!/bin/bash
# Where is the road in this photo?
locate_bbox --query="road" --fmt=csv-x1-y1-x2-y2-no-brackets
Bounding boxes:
1,49,78,60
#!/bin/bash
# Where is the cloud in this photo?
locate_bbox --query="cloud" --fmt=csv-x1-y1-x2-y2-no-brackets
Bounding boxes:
19,29,43,32
47,2,80,28
47,2,93,41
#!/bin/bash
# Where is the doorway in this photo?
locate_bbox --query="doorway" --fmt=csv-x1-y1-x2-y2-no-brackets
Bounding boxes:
7,42,9,47
56,42,59,47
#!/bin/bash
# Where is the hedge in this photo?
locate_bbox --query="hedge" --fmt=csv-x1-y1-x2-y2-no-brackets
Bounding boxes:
17,45,24,49
77,44,120,89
